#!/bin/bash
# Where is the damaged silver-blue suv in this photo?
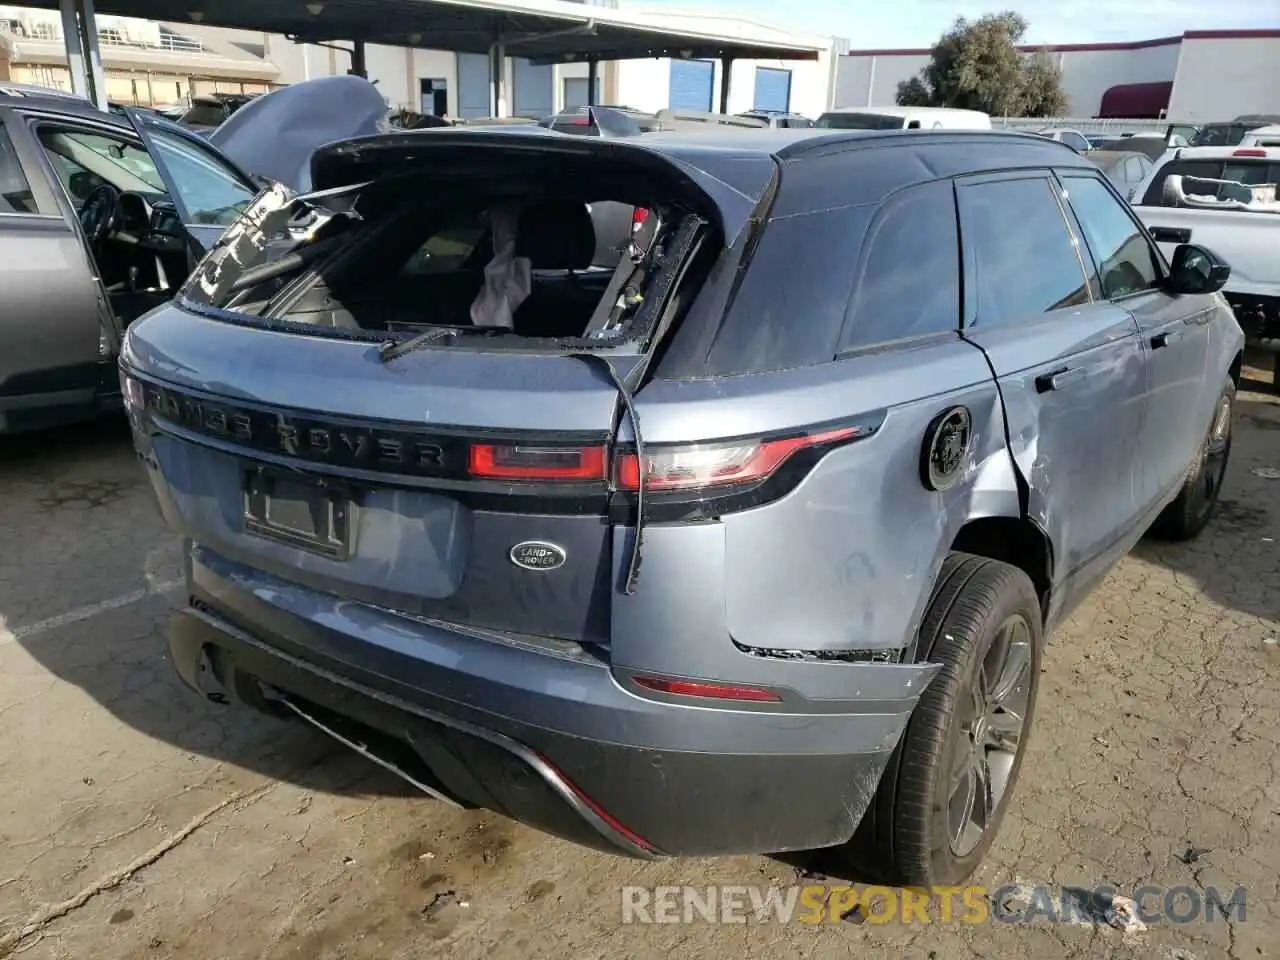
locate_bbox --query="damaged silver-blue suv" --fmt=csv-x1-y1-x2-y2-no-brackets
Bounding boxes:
121,125,1243,885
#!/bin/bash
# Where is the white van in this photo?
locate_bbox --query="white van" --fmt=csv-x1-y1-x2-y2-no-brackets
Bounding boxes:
815,106,992,131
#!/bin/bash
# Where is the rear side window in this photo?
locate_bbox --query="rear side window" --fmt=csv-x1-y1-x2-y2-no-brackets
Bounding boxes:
179,103,228,128
1140,159,1223,205
840,180,960,350
816,112,904,130
695,204,872,375
1221,161,1276,185
958,177,1091,327
1061,175,1161,299
402,216,486,274
1061,132,1091,154
0,126,37,214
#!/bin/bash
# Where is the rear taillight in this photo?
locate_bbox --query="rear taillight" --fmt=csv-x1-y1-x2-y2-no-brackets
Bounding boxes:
1232,148,1266,157
614,425,866,492
468,443,607,482
632,207,649,230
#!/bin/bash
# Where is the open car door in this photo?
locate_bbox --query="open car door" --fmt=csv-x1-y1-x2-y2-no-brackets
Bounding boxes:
122,105,266,260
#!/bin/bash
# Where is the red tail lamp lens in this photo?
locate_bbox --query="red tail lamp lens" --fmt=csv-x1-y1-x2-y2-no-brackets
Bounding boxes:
633,676,782,702
469,443,607,482
614,425,864,492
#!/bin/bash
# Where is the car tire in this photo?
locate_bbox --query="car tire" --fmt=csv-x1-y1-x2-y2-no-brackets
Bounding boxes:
839,552,1043,887
1148,378,1234,542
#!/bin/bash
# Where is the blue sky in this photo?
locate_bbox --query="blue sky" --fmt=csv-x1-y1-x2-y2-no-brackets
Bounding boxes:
638,0,1280,46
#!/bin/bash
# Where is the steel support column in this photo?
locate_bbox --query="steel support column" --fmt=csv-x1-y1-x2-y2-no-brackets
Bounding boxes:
79,0,107,109
489,42,507,117
58,0,90,104
586,57,598,106
349,38,367,78
718,57,734,113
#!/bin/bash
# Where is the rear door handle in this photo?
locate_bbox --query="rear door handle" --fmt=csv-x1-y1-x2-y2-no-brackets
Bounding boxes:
1150,330,1184,349
1149,226,1192,244
1035,367,1086,393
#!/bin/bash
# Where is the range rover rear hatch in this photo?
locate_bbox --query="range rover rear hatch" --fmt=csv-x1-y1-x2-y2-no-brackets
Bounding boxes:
122,129,776,646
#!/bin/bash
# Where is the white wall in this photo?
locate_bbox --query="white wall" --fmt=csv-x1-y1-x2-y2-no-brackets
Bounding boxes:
610,5,834,117
1055,42,1179,117
833,46,1179,116
835,35,1280,120
614,57,671,112
833,53,929,108
264,35,460,114
1167,36,1280,121
611,54,832,118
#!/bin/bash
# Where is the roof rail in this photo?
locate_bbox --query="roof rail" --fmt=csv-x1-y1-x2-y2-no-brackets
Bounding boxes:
654,108,767,129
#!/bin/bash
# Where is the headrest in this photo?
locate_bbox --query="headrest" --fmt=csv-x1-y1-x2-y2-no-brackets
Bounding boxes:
515,201,596,270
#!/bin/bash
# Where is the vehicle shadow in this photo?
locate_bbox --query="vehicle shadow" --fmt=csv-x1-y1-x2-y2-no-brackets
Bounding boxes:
3,417,421,801
1129,390,1280,625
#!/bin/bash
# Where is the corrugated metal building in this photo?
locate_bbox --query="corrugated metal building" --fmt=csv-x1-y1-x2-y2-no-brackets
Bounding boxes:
834,29,1280,123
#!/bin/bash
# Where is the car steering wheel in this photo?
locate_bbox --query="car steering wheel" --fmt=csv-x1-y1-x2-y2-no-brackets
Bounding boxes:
79,183,123,243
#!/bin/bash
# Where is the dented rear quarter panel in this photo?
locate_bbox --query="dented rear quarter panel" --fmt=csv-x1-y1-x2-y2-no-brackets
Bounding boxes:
618,334,1020,672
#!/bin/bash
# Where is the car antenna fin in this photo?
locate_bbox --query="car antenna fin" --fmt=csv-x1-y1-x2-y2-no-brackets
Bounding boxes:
589,106,644,140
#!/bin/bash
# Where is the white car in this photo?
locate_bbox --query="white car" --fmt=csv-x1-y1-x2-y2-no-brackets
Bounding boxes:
1130,144,1280,389
815,106,991,131
1037,127,1092,154
1240,124,1280,148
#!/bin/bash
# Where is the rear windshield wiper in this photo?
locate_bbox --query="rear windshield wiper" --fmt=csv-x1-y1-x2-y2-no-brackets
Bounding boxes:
377,326,462,361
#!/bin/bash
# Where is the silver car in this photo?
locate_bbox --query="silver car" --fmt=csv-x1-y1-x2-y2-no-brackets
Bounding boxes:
122,127,1242,885
0,76,387,434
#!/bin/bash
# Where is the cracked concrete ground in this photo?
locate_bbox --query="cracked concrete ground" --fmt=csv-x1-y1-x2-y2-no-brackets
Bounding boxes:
0,367,1276,960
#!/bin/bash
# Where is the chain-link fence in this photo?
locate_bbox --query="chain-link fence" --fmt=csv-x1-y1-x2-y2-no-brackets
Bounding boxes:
991,117,1185,136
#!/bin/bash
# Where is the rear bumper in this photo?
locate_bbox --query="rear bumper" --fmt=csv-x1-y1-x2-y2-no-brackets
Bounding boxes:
174,547,931,858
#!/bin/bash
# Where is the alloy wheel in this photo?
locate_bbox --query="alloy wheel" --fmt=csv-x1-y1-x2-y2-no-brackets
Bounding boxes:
946,613,1033,857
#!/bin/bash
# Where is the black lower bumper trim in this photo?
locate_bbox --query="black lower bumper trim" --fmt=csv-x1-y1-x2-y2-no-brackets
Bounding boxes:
173,607,655,858
171,603,894,858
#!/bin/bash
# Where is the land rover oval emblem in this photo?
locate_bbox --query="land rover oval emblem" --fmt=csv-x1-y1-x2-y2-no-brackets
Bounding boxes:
509,541,567,571
921,406,972,492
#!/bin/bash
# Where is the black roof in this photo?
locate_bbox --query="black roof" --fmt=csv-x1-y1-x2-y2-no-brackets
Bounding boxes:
311,127,1095,229
312,126,1091,175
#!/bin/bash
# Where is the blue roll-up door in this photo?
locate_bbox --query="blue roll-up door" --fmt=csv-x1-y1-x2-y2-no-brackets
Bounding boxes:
668,59,714,111
753,67,792,112
513,58,554,118
457,52,491,119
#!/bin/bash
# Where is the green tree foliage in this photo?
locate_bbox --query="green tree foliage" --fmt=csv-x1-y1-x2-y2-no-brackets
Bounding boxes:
1022,49,1069,116
895,12,1069,117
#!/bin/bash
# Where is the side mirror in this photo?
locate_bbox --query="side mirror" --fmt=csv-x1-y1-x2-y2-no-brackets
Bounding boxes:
1166,243,1230,295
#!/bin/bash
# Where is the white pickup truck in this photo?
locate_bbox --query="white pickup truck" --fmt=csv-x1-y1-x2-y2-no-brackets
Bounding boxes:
1131,145,1280,391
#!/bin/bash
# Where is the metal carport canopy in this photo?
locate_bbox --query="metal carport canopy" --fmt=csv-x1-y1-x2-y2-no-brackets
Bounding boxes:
26,0,824,64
